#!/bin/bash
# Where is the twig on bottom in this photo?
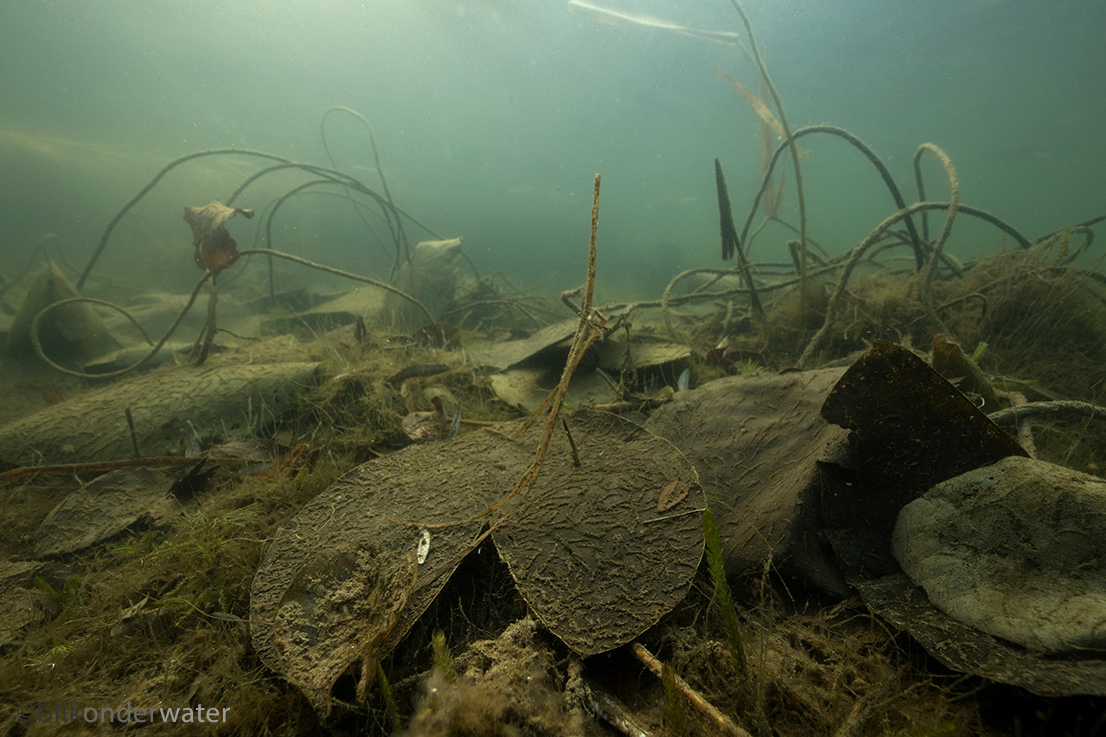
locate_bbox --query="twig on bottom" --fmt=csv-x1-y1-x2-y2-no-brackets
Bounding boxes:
631,641,753,737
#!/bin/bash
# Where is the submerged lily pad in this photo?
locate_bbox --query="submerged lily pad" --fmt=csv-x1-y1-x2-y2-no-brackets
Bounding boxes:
493,411,703,655
0,362,319,467
272,542,417,712
35,466,178,557
250,431,520,713
250,409,703,712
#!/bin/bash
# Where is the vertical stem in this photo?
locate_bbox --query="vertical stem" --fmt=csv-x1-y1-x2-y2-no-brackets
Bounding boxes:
727,0,808,316
583,173,601,315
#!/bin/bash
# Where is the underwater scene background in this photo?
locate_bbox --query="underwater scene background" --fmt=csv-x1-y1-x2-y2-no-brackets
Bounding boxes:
2,0,1104,298
3,2,1106,736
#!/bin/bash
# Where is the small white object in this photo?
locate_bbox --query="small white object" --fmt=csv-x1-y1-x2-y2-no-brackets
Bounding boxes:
677,368,691,392
417,529,431,565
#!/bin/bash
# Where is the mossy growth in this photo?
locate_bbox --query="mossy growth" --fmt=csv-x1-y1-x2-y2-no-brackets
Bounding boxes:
0,453,344,735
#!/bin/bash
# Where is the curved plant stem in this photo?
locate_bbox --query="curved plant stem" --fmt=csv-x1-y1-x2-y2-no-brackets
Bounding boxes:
796,197,1031,367
800,201,953,367
726,0,808,313
32,272,213,379
916,143,959,333
256,178,347,300
912,147,933,243
82,143,434,293
658,264,842,343
226,159,448,277
740,125,928,271
1059,226,1095,264
437,300,542,329
36,242,438,378
77,149,294,290
321,106,409,272
318,106,409,270
239,248,434,324
939,202,1029,249
661,268,717,344
988,400,1106,429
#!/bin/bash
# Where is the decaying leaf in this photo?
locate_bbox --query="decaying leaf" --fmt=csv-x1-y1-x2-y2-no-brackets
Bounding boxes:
35,466,178,557
183,201,255,275
492,411,704,656
645,367,850,597
272,543,416,715
401,396,449,443
714,68,808,160
656,478,690,512
0,362,319,467
250,427,526,714
820,340,1027,578
250,409,704,711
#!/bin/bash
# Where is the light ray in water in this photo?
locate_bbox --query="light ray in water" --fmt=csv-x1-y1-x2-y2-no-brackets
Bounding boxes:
568,0,746,50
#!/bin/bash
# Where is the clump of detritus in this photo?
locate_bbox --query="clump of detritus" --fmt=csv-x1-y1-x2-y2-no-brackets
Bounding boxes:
400,619,581,737
665,596,980,737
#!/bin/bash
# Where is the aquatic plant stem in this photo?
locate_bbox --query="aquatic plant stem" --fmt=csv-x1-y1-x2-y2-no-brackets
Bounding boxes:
514,173,604,442
799,200,954,367
726,0,808,315
913,147,934,243
916,143,960,333
487,177,604,503
741,125,929,271
81,142,430,292
0,455,246,486
582,173,601,315
76,149,294,290
321,106,409,273
632,642,753,737
416,174,606,532
34,246,435,379
716,159,766,324
31,272,213,379
988,400,1106,429
191,276,219,365
239,248,435,324
658,263,842,343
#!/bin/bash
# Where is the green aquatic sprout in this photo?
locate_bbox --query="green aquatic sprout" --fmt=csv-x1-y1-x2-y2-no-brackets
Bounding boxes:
33,575,83,616
376,662,401,734
703,508,749,694
735,358,761,376
662,661,689,737
431,629,457,683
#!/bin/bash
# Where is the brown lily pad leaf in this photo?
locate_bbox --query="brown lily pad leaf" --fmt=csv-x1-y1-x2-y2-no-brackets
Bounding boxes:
35,466,178,557
0,362,319,467
250,429,526,714
250,410,704,711
183,200,255,275
644,367,850,597
272,542,417,715
854,571,1106,697
492,410,703,656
